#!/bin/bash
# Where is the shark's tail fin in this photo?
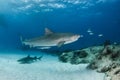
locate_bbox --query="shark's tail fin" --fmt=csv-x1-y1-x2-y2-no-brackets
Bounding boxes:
20,36,24,45
38,56,43,61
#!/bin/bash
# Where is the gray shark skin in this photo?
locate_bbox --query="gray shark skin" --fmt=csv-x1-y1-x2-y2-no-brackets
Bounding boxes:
21,28,80,49
17,55,43,64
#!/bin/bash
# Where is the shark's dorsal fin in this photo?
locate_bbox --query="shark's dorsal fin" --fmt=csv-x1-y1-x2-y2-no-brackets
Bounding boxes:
45,28,54,35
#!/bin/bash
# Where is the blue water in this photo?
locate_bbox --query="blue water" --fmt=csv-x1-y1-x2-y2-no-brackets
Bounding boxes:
0,0,120,51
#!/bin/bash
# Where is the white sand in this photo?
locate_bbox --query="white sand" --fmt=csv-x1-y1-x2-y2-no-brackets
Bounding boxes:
0,50,105,80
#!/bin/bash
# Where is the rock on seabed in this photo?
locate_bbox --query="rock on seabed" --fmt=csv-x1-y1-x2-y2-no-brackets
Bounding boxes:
59,45,120,80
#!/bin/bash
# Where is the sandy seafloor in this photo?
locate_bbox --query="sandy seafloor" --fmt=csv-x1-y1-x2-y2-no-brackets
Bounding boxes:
0,50,105,80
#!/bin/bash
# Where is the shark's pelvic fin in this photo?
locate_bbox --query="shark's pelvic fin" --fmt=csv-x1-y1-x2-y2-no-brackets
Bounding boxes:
57,41,65,47
45,28,54,35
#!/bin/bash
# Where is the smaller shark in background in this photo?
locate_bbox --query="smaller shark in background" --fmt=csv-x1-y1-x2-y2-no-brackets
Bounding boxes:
21,28,81,49
17,55,43,64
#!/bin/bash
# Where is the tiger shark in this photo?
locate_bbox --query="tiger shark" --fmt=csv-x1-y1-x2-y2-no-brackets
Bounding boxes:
21,28,81,49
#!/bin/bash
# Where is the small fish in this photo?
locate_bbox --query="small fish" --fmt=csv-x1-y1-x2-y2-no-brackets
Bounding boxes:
87,28,92,33
98,34,103,37
80,35,84,38
113,42,117,45
89,32,94,35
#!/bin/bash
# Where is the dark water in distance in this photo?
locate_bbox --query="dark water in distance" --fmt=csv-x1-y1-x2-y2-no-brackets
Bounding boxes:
0,0,120,51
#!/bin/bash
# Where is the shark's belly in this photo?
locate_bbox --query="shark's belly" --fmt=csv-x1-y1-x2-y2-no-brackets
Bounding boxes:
36,43,56,47
28,40,57,47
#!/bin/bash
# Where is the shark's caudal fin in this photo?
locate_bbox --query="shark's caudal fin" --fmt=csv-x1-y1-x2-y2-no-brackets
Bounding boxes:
20,36,24,44
38,56,43,60
45,28,54,35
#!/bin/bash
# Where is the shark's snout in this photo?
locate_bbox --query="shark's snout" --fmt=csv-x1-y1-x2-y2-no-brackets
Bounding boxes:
76,35,80,38
70,34,80,42
74,34,80,39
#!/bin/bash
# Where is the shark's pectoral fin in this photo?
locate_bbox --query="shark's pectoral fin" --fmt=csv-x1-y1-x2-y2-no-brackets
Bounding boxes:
57,41,65,47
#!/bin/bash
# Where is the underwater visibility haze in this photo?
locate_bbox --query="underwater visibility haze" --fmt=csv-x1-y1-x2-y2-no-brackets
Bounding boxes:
0,0,120,50
0,0,120,80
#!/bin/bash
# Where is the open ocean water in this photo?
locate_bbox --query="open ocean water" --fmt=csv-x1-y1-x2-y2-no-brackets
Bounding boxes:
0,0,120,50
0,0,120,80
